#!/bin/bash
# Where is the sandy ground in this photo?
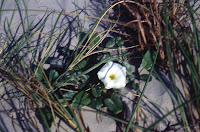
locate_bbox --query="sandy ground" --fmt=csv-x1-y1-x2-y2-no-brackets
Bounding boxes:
0,0,116,131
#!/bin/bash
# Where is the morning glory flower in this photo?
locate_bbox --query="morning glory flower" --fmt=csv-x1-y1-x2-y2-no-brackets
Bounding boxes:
97,61,126,89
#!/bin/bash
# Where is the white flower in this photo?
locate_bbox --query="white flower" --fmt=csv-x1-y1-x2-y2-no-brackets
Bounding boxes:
97,61,126,89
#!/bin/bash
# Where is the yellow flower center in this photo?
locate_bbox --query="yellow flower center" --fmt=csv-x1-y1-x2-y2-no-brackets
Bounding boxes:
109,73,116,80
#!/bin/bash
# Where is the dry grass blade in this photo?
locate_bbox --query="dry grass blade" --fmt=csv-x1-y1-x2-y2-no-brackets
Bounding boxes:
68,0,147,70
0,66,78,130
34,32,60,77
41,69,59,132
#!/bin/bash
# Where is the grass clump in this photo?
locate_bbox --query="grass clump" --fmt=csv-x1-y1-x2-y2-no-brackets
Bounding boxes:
0,0,200,131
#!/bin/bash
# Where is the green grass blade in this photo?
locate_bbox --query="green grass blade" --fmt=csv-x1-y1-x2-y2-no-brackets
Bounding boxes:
187,3,200,74
81,108,145,131
125,45,159,132
33,95,51,132
162,1,188,130
168,18,200,108
56,53,130,88
145,95,200,131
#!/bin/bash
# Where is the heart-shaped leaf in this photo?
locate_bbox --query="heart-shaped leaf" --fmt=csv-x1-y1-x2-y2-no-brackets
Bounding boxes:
78,60,87,69
142,50,153,70
116,37,124,46
35,67,43,81
140,74,152,82
72,98,91,108
92,86,101,97
106,38,116,48
77,83,87,90
72,91,91,108
63,92,76,101
106,37,124,48
131,81,139,91
122,61,132,73
104,94,123,114
74,91,88,100
90,97,103,109
106,37,123,48
127,75,134,82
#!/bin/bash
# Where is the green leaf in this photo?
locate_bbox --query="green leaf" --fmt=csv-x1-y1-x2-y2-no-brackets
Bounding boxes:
63,92,76,101
142,50,153,70
112,89,121,93
72,91,91,108
78,74,89,82
58,99,68,107
90,97,103,109
74,91,88,100
122,61,132,73
140,74,152,82
78,60,87,69
92,86,101,97
53,82,64,88
116,37,124,46
127,75,135,82
106,37,124,48
40,107,54,127
35,101,51,132
104,94,123,114
35,67,43,81
106,38,116,47
131,81,139,91
89,33,100,47
49,70,59,82
72,98,91,108
77,83,87,90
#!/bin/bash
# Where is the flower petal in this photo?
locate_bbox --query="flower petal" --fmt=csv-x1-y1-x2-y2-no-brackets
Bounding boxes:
97,61,127,89
97,61,113,80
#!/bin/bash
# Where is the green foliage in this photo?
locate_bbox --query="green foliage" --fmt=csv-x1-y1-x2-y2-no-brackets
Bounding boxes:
140,74,152,82
89,33,100,47
112,89,121,93
34,100,52,132
35,67,44,81
43,108,54,127
106,36,124,48
131,81,139,91
77,83,87,90
58,99,68,107
78,74,89,82
63,92,76,101
92,86,101,97
1,0,199,131
49,70,59,83
122,61,132,73
0,3,137,131
77,60,87,69
72,91,91,108
90,97,104,109
104,94,123,114
141,50,154,70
